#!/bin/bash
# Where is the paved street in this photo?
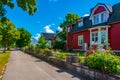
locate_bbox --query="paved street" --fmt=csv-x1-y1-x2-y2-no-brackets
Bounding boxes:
2,51,85,80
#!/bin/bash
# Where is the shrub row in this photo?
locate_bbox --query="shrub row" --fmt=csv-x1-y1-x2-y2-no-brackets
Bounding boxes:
86,51,120,74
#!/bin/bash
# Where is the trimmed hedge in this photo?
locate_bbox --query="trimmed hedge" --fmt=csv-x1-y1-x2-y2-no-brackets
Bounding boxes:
86,51,120,74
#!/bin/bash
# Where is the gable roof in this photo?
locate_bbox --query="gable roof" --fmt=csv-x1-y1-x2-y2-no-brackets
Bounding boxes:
69,2,120,33
42,33,54,40
108,2,120,24
71,16,92,32
90,3,112,19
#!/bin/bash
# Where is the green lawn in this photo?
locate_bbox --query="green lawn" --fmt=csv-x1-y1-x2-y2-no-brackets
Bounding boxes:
0,51,10,76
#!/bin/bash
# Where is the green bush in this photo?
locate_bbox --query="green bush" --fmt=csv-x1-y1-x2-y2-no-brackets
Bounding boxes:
86,52,120,74
54,53,67,60
39,48,51,55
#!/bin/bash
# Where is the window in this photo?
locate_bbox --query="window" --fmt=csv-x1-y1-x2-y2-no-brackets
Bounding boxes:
93,15,99,25
92,32,98,44
78,35,84,46
101,13,106,22
101,30,106,44
46,40,52,48
68,27,70,32
93,12,108,25
78,21,83,27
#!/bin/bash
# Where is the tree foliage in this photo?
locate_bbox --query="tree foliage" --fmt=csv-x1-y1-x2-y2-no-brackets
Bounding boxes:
0,18,20,51
54,12,80,49
60,12,80,28
0,0,37,17
53,40,64,49
16,0,37,15
16,28,31,48
60,13,80,39
36,35,48,49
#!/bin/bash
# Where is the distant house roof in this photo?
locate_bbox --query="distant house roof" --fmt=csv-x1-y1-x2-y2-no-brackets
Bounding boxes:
108,2,120,24
42,33,54,40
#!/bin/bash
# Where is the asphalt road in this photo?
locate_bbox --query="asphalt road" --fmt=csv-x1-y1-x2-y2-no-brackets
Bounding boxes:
2,51,86,80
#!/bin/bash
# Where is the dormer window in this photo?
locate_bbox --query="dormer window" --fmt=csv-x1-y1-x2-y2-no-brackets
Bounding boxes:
93,15,99,25
90,4,112,25
78,21,83,27
93,11,108,25
101,12,106,22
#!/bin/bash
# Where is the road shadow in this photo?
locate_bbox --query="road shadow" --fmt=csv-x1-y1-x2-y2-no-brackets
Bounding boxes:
35,59,43,62
47,62,86,80
25,53,86,80
56,69,85,80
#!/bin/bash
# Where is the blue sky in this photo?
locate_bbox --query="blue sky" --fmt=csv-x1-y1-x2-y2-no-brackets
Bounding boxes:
5,0,120,39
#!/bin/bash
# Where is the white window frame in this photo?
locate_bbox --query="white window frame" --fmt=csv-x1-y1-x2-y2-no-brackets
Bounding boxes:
78,35,84,46
91,32,98,45
101,30,106,45
78,21,83,27
92,11,108,25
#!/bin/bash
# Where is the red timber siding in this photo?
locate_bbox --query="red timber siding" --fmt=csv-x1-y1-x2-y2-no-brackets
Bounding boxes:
67,30,90,51
109,22,120,50
94,6,106,15
67,33,73,49
67,25,73,49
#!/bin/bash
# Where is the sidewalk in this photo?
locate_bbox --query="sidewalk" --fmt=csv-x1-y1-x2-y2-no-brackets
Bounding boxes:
2,51,86,80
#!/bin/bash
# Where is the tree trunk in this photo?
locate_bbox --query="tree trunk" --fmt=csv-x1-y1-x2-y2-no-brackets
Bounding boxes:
3,47,6,53
3,44,7,53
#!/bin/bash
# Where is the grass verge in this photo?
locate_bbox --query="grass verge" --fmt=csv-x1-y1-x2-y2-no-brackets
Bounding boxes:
0,51,11,79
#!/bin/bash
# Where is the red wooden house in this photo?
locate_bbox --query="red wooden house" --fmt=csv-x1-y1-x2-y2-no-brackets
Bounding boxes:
67,3,120,52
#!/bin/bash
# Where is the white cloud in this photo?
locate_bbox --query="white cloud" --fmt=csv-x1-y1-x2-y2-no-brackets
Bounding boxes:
44,25,54,33
83,14,90,17
34,33,41,40
57,26,63,32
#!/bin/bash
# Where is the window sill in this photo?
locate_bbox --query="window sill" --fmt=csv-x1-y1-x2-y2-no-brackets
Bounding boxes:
78,44,83,46
91,43,98,45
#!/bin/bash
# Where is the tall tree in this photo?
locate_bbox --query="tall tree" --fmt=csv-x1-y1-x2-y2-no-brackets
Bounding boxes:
0,18,20,52
0,0,37,17
16,28,31,48
36,35,48,49
60,12,80,28
54,12,80,49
